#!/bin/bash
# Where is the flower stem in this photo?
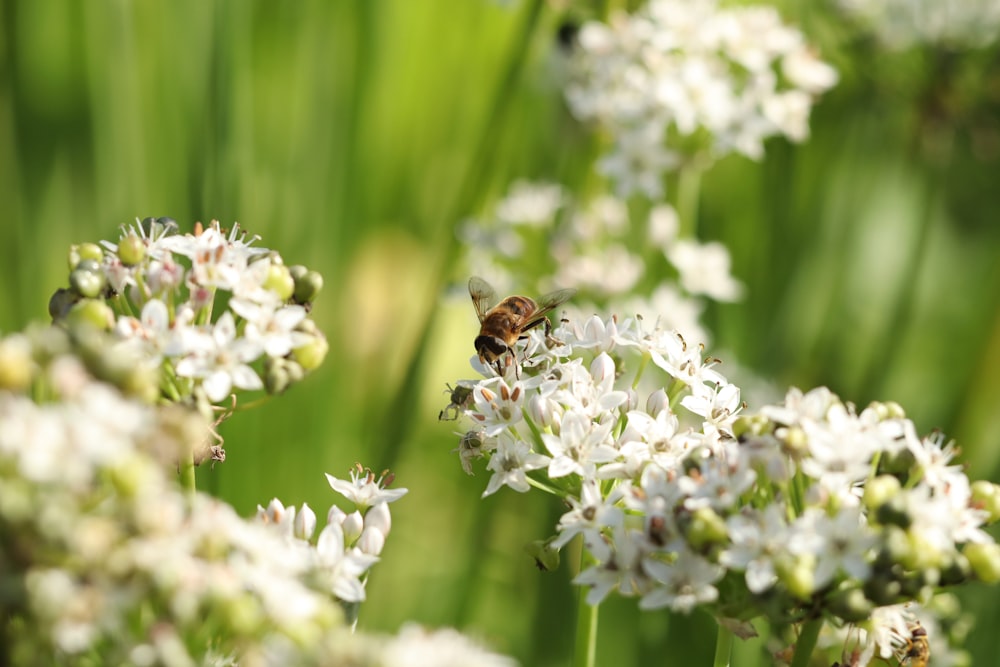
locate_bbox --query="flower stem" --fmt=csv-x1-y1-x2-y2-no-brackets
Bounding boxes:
178,452,196,497
713,623,734,667
572,585,598,667
790,617,823,667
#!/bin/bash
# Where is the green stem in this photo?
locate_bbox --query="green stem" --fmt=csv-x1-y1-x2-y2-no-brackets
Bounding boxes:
713,623,734,667
572,576,599,667
789,617,823,667
178,452,196,498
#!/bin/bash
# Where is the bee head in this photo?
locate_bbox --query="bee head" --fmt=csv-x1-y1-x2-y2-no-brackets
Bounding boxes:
474,335,509,364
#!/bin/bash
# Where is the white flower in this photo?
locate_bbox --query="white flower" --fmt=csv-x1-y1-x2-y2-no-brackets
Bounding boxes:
482,433,551,496
552,478,624,549
720,504,790,593
230,300,309,357
666,239,743,302
174,312,264,402
326,468,408,511
542,410,619,478
381,624,518,667
639,548,724,613
314,522,379,603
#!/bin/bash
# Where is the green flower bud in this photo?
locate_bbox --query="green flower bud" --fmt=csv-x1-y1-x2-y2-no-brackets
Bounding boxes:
65,299,114,331
901,530,943,571
874,496,911,529
829,587,874,623
292,333,329,371
964,542,1000,584
264,359,291,395
687,507,728,550
264,263,295,301
293,269,324,304
864,475,901,510
219,592,264,635
781,425,809,458
972,481,1000,523
525,540,560,572
68,242,103,270
117,232,146,266
863,572,903,606
0,334,34,391
49,287,80,320
777,555,815,600
69,267,107,299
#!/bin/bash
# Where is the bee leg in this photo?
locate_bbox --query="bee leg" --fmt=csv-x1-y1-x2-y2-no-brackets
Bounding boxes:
542,318,564,349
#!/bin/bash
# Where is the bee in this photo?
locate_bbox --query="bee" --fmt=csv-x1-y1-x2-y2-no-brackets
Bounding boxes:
901,623,929,667
468,276,576,375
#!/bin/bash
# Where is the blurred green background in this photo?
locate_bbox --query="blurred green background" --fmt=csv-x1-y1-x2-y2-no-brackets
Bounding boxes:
3,1,1000,665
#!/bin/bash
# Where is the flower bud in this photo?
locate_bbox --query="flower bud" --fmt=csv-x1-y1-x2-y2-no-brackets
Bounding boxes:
874,496,910,530
293,268,324,304
68,242,103,270
357,525,386,556
117,232,146,266
327,504,347,526
294,502,317,541
263,358,291,395
292,333,329,371
828,587,873,623
365,502,392,537
69,266,107,299
0,334,34,391
646,388,669,417
777,555,816,600
863,573,903,606
342,510,364,544
48,287,80,320
863,475,901,511
687,507,728,550
65,299,114,331
265,263,295,301
972,481,1000,523
965,542,1000,584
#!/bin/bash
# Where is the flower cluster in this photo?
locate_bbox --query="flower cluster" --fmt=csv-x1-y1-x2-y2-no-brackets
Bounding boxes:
564,0,838,197
458,181,741,346
443,310,1000,661
0,327,489,666
256,465,408,623
49,217,327,414
838,0,1000,50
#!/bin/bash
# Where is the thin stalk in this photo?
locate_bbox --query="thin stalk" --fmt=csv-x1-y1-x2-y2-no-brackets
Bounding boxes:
713,623,734,667
789,617,823,667
572,571,599,667
178,454,196,498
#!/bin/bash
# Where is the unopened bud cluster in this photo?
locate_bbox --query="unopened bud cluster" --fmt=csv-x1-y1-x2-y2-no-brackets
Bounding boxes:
443,311,999,661
49,217,327,411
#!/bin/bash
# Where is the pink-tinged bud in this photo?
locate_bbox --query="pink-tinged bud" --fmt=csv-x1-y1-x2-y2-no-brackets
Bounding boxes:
365,502,392,537
342,510,364,544
327,504,347,526
590,352,616,388
647,388,669,417
294,502,317,541
528,394,553,428
357,525,386,556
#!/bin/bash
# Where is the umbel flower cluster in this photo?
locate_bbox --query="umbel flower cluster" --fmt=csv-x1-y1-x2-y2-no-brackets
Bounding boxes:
49,217,328,421
443,311,1000,662
458,181,741,346
564,0,838,197
0,326,514,666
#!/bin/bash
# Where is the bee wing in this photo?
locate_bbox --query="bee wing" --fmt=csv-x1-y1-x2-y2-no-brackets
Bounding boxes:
521,287,577,329
468,276,499,323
